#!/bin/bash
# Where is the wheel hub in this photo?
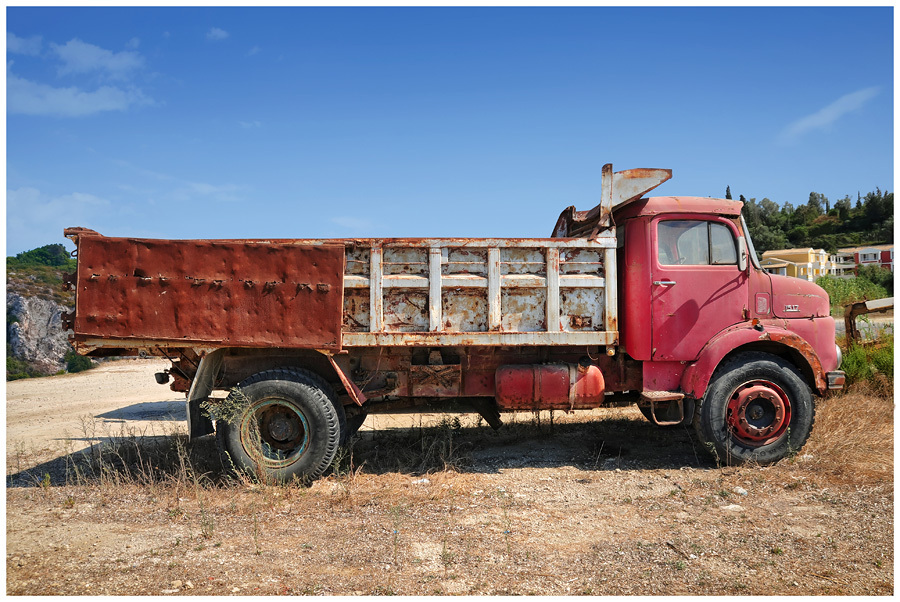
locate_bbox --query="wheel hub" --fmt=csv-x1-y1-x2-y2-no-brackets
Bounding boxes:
267,413,298,443
726,380,792,447
243,402,310,463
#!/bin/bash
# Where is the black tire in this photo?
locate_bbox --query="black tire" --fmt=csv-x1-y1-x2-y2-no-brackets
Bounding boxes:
694,352,814,465
216,368,346,483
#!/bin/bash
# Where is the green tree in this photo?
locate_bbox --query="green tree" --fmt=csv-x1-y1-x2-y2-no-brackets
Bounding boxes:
834,195,852,221
748,224,789,254
809,215,840,237
10,244,74,268
807,192,827,217
787,225,809,245
725,185,732,200
791,204,817,227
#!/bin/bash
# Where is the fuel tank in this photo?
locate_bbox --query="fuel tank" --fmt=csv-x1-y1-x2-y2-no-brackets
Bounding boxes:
494,363,605,411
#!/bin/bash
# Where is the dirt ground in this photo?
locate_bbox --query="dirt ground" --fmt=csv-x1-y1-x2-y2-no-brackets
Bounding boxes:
6,359,894,595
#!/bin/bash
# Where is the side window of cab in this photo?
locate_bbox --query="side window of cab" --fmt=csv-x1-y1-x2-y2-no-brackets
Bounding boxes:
658,220,737,266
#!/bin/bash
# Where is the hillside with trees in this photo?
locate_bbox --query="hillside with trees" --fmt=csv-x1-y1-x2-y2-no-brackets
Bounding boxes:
727,186,893,255
7,244,89,380
7,243,76,306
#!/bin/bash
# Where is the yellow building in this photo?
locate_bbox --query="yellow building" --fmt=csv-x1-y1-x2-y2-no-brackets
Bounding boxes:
760,248,847,281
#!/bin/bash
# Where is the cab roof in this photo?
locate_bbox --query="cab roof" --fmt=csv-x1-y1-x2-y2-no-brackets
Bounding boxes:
613,196,744,220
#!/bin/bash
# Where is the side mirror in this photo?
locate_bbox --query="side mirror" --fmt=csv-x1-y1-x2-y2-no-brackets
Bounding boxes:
738,236,748,271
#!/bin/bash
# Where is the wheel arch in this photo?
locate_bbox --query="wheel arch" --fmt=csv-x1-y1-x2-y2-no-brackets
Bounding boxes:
186,348,360,439
681,323,826,401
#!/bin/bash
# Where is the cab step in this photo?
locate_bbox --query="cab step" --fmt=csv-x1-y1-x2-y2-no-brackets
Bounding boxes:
639,391,686,426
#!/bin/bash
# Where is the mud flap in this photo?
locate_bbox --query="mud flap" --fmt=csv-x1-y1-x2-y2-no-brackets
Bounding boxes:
185,349,224,439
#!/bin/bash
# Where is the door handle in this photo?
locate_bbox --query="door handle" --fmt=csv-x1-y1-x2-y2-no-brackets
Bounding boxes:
653,280,676,286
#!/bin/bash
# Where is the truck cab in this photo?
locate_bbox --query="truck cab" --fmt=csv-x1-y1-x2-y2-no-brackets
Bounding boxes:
614,194,843,462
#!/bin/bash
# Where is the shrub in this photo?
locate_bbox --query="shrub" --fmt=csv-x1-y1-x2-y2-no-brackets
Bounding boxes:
65,350,94,373
7,355,43,381
856,264,893,291
841,333,893,395
815,275,889,311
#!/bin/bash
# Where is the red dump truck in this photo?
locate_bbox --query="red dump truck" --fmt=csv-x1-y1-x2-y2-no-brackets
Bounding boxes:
64,164,845,481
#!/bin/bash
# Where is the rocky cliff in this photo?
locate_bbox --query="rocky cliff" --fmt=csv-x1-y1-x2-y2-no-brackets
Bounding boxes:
7,292,72,375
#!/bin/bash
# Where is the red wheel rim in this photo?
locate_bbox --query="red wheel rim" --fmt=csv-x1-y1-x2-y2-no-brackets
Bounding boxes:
726,380,791,447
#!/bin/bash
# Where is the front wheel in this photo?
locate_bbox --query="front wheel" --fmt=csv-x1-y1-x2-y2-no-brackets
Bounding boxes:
695,352,814,465
216,368,346,483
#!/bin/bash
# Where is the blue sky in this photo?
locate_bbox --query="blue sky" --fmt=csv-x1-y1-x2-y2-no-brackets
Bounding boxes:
5,6,894,255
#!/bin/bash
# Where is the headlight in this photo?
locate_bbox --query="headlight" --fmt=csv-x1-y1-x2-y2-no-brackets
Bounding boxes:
835,344,843,369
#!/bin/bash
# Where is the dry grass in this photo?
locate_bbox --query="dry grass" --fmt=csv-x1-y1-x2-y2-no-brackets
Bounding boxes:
799,383,894,484
7,387,894,595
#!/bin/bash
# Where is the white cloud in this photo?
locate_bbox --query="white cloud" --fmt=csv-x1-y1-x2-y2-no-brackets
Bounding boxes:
779,86,881,143
247,46,260,56
126,37,140,49
239,120,261,129
7,187,111,253
114,160,242,202
113,159,173,181
170,181,241,203
51,38,143,80
7,72,151,117
8,33,42,55
188,182,236,195
206,27,229,41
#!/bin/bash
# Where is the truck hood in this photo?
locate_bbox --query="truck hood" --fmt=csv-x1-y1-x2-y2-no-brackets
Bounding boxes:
770,274,831,318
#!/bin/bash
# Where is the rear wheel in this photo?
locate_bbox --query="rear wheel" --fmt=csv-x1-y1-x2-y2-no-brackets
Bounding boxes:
695,352,814,465
216,368,346,483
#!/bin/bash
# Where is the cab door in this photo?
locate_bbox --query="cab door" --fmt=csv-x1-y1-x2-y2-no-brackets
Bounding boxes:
650,218,748,361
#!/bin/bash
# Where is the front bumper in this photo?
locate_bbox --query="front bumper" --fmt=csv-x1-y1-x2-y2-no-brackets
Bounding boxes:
826,370,846,390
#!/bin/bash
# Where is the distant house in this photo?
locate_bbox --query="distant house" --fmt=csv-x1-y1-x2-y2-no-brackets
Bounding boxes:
759,248,852,281
836,244,894,272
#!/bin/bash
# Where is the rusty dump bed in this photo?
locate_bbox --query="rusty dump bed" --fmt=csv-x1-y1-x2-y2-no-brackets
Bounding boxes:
64,165,673,356
64,228,620,355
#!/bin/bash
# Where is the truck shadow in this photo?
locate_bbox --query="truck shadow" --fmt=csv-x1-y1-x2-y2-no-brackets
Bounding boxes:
6,414,715,488
95,400,186,422
348,415,716,476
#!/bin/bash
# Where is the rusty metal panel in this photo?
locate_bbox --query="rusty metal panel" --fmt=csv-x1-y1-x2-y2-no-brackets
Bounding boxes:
73,237,344,349
444,247,487,275
409,365,461,397
345,246,370,276
336,238,617,347
441,290,487,332
501,288,546,332
343,290,370,332
383,290,429,332
551,164,673,236
342,331,618,347
560,288,603,331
